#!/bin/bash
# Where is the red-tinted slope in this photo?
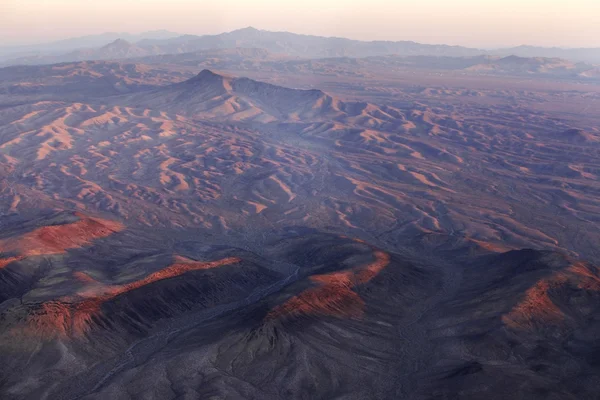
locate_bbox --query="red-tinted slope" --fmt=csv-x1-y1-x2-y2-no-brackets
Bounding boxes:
569,262,600,291
72,271,99,285
0,256,25,269
0,213,124,257
503,261,600,330
502,277,568,329
268,250,390,320
25,255,241,338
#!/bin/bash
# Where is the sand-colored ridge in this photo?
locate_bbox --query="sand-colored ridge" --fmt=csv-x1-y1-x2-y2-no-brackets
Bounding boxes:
470,239,513,253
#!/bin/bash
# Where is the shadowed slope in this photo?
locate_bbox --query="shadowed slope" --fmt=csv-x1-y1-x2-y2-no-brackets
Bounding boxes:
2,229,600,400
0,256,25,269
23,255,241,338
418,249,600,399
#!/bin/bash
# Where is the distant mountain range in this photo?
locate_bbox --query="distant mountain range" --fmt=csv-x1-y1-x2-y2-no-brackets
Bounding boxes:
3,27,600,67
134,27,486,58
354,54,600,80
0,30,180,59
495,45,600,64
149,51,600,81
4,39,154,65
1,49,598,85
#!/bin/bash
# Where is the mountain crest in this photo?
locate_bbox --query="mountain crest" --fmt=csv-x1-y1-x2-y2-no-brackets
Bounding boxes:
130,70,345,123
231,26,261,35
186,69,233,90
194,69,228,80
103,38,133,49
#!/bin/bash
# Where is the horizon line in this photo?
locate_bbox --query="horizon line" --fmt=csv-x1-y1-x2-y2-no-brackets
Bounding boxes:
3,26,599,51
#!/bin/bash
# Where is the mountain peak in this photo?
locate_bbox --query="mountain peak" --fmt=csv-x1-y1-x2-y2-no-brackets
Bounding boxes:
132,70,339,123
196,69,221,78
187,69,230,83
103,38,133,48
184,69,234,89
230,26,261,35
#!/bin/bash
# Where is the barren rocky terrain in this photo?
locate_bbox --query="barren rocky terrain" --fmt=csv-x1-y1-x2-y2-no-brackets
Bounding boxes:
1,48,600,399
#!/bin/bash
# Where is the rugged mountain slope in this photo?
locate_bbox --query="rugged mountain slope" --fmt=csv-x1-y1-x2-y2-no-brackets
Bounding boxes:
0,59,600,399
0,68,599,262
126,69,337,122
2,217,598,399
84,247,600,400
423,249,600,399
124,69,410,127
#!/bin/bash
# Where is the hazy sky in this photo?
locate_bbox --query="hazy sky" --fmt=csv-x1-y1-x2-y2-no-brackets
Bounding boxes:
1,0,599,48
